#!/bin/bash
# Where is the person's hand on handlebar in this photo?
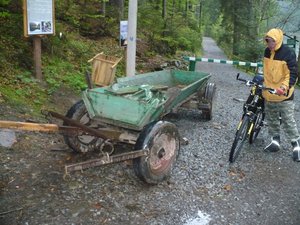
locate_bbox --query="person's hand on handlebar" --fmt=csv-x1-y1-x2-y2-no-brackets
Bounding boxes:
275,88,285,95
275,85,287,96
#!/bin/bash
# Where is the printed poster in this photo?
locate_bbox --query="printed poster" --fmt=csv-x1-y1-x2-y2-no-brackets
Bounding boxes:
120,20,128,47
24,0,54,36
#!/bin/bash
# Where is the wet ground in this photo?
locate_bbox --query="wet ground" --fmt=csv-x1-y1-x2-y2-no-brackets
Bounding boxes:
1,37,300,225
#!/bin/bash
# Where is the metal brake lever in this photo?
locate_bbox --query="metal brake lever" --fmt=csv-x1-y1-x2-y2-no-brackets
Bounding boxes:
246,81,252,86
268,89,277,95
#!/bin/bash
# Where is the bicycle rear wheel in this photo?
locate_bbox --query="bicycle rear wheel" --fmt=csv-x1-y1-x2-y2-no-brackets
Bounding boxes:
249,110,264,144
229,115,250,163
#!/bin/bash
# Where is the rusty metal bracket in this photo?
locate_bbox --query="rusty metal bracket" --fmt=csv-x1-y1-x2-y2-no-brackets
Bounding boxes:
47,111,108,139
64,149,149,174
46,111,124,140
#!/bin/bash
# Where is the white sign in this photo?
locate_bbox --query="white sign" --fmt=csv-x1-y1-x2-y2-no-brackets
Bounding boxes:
120,20,128,47
24,0,54,36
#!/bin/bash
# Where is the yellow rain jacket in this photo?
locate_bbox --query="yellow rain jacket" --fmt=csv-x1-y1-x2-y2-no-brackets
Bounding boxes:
262,28,298,102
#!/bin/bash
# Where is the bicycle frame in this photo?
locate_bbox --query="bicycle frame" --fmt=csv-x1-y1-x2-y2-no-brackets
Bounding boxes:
241,84,264,130
229,73,274,163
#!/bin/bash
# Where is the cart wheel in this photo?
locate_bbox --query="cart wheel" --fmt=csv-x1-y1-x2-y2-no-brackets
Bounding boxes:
133,121,180,184
63,100,102,153
198,82,216,120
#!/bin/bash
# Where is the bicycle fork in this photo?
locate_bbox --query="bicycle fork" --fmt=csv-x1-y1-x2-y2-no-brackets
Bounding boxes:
247,123,254,135
237,113,255,135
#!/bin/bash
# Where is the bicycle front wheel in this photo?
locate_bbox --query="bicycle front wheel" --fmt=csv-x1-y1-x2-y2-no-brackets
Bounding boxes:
249,110,264,144
229,115,251,163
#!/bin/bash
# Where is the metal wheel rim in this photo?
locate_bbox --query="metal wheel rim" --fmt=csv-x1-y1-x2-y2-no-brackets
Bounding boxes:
76,111,98,145
230,116,249,162
148,133,177,175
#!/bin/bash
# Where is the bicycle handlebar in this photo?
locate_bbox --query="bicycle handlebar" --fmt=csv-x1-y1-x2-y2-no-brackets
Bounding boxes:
236,73,286,96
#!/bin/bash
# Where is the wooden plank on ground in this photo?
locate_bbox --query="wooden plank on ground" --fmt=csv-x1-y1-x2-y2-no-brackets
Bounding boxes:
0,121,59,132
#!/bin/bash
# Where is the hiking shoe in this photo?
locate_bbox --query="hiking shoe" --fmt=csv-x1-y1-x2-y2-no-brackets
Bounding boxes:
264,136,281,152
292,140,300,162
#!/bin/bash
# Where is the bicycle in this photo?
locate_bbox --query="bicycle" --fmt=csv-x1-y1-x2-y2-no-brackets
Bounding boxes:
229,73,277,163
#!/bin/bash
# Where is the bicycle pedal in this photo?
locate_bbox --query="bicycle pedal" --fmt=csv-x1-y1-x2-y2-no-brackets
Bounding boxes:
261,121,268,126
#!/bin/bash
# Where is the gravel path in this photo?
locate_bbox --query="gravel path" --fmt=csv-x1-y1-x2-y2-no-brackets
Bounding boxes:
174,37,300,225
1,37,300,225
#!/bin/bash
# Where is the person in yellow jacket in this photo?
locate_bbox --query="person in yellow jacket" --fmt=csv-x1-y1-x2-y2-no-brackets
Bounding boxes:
262,28,300,161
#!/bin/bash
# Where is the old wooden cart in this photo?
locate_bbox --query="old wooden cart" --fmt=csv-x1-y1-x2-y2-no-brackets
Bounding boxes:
0,69,216,184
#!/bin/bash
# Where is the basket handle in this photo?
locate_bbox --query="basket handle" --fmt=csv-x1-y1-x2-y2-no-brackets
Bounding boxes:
87,52,104,63
111,57,123,69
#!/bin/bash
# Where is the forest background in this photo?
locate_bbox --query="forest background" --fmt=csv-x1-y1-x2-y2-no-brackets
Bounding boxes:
1,0,300,115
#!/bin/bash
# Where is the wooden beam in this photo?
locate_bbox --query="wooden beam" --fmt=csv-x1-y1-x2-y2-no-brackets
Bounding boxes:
0,121,59,132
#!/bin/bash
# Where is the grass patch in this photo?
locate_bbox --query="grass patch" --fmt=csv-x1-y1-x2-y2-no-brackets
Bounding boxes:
43,58,88,95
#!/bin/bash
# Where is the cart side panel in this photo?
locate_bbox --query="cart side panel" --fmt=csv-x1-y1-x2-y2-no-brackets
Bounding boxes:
171,70,211,85
117,70,210,88
162,71,211,112
82,89,165,130
116,70,175,87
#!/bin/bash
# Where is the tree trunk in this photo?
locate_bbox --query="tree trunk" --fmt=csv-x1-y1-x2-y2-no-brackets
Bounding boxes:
102,0,106,16
162,0,167,18
297,51,300,84
185,0,188,17
199,0,202,29
232,0,239,56
120,0,125,19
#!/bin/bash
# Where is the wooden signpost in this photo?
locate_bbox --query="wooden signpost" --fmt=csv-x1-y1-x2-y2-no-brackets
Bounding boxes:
23,0,55,79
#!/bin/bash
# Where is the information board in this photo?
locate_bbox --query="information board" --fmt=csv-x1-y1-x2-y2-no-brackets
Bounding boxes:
23,0,55,36
120,20,128,47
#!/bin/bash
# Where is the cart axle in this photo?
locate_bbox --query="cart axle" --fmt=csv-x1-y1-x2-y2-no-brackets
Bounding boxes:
64,149,149,174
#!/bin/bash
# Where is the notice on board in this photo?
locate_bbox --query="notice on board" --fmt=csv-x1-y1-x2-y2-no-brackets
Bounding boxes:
23,0,55,36
120,20,128,47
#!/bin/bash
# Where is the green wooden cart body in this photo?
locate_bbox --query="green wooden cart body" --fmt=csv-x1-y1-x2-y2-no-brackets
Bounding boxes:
82,70,210,131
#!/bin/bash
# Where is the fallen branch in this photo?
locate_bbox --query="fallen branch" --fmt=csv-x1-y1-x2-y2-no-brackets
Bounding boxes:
0,207,23,216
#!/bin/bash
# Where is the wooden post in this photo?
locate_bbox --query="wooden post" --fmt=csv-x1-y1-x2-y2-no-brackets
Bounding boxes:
124,46,127,74
189,60,196,71
295,44,300,83
126,0,137,77
33,36,42,80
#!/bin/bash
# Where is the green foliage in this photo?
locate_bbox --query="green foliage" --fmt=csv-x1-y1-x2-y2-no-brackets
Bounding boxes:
238,37,265,62
0,11,32,71
1,0,203,115
0,70,48,115
56,0,120,37
0,11,9,18
43,58,87,94
203,0,280,62
177,27,201,53
209,14,224,40
202,1,222,36
115,60,126,77
55,0,82,27
16,72,35,84
138,1,202,55
0,0,10,6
